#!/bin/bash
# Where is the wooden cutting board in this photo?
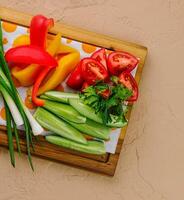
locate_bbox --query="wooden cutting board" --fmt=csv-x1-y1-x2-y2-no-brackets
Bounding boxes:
0,6,147,176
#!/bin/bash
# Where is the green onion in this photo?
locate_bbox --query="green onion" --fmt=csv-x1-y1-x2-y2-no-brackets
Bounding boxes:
13,120,21,155
0,83,23,126
4,101,15,167
0,20,34,169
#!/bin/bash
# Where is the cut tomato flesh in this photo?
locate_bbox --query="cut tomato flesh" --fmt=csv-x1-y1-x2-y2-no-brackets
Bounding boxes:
81,58,109,85
119,71,138,102
108,51,139,75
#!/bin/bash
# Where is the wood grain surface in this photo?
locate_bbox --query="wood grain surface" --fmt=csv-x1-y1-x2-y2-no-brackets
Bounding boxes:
0,6,147,176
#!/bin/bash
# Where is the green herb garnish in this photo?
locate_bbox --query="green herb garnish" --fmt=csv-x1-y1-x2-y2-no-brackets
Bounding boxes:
80,80,132,126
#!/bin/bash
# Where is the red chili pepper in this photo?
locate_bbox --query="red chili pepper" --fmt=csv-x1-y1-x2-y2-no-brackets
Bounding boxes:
30,15,54,48
5,45,57,67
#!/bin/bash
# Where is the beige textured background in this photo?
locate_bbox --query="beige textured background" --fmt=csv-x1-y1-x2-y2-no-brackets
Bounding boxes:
0,1,184,200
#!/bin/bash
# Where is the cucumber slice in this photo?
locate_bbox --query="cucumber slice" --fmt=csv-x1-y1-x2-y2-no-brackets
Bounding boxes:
68,119,110,140
69,98,103,124
46,135,106,155
34,108,87,144
41,91,79,104
43,100,86,124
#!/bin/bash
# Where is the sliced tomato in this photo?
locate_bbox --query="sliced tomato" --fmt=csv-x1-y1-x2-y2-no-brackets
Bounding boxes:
108,51,139,75
91,48,107,69
66,63,84,90
81,58,109,85
119,72,138,102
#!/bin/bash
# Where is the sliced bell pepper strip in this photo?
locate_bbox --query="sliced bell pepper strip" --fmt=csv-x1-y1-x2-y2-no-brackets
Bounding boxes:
13,34,30,47
11,33,61,86
5,45,57,67
32,66,54,106
38,52,80,95
57,44,77,54
30,15,54,48
12,65,41,86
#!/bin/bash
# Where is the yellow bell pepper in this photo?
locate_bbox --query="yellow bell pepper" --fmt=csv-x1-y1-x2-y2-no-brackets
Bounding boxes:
38,51,80,94
57,44,77,54
13,34,30,47
12,33,62,86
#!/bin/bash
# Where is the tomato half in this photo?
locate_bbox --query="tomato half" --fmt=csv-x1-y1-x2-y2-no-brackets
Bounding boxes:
81,58,109,85
119,72,138,102
66,63,84,89
91,48,107,69
108,51,139,75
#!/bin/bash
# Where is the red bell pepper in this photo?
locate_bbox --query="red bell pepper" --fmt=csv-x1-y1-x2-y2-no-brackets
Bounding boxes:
30,15,54,48
5,45,58,106
5,45,57,67
32,66,54,106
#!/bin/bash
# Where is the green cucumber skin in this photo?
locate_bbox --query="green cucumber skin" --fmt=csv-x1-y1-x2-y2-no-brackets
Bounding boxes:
68,119,110,140
34,108,87,144
43,100,86,124
42,91,79,104
69,99,103,124
46,135,106,155
106,121,127,128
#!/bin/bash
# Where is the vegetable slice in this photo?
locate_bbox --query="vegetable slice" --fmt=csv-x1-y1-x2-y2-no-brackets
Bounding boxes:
68,119,110,140
5,45,57,67
41,91,79,104
69,98,103,124
30,15,54,48
46,135,106,155
43,100,86,123
81,58,109,85
108,51,138,75
34,107,87,144
119,71,138,102
91,48,107,69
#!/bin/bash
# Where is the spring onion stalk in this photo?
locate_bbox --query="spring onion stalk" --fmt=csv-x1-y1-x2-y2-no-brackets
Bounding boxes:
41,91,79,104
34,107,87,144
43,100,86,124
0,84,23,126
19,96,44,136
13,120,21,155
46,135,106,155
4,101,15,167
0,21,34,169
0,66,44,135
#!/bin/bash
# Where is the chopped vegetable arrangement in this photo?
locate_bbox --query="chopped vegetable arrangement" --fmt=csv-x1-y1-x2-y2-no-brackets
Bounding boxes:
0,14,139,169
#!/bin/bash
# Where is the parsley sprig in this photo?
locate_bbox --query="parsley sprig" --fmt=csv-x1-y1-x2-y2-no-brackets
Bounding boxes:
80,78,132,126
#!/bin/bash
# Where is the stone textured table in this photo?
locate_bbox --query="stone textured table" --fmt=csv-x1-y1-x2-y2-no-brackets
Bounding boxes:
0,1,184,200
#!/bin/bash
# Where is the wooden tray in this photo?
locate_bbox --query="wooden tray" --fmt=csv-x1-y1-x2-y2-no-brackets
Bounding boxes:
0,7,147,176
